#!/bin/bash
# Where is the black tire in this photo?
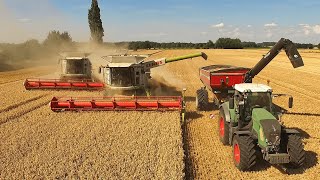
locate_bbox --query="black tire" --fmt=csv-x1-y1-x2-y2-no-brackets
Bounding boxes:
285,134,305,168
232,135,257,171
196,88,208,110
218,109,230,145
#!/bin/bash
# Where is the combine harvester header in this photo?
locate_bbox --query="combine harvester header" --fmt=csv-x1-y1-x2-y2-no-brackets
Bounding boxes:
50,96,182,111
50,95,186,121
24,79,104,90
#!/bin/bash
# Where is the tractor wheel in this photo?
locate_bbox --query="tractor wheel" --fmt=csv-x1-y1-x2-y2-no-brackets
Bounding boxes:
285,134,305,168
232,135,257,171
218,109,230,145
196,88,208,110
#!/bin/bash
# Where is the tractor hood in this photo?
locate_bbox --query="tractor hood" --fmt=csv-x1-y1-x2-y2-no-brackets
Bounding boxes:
252,108,281,148
252,108,276,121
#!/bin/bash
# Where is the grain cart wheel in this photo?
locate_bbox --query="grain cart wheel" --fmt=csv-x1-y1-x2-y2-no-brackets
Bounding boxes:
218,109,229,145
196,88,208,110
232,135,257,171
285,134,305,168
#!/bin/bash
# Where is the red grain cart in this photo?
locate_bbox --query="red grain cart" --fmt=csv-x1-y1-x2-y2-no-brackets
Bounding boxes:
196,65,250,109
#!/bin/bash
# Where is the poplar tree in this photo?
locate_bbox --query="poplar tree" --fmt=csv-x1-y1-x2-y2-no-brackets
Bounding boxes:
88,0,104,43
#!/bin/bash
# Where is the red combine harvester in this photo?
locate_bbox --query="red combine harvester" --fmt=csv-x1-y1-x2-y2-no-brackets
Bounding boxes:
196,38,304,110
46,52,208,121
24,53,105,90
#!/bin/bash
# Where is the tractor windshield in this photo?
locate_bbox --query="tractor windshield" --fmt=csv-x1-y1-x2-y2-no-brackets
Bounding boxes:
246,92,272,112
110,68,134,87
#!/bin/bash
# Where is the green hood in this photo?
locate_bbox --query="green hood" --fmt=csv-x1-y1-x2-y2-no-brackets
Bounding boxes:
252,108,279,147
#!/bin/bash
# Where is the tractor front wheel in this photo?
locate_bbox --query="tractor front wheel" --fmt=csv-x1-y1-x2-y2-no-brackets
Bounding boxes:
196,88,208,110
232,135,257,171
286,134,305,168
218,109,230,145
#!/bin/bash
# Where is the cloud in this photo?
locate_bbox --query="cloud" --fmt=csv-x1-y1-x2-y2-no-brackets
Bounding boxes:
200,32,208,35
299,24,320,35
232,28,240,37
140,32,168,37
247,25,252,28
18,18,31,23
313,25,320,34
264,22,278,27
211,22,224,28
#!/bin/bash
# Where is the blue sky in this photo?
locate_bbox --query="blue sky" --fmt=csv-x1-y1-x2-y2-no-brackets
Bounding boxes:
1,0,320,43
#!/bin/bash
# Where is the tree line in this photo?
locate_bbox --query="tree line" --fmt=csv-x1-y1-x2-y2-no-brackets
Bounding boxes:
0,31,74,71
124,38,318,50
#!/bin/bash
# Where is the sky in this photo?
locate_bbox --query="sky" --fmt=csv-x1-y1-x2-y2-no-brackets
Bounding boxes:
1,0,320,43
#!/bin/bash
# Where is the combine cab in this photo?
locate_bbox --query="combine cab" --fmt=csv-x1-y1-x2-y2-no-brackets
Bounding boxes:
24,53,104,90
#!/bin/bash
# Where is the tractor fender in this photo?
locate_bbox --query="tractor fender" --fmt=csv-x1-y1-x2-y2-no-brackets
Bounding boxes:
220,102,231,122
283,128,299,134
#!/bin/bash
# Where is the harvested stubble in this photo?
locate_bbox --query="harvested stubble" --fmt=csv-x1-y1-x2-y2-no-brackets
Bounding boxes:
0,108,184,179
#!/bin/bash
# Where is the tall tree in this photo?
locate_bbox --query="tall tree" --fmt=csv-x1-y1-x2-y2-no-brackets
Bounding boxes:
88,0,104,44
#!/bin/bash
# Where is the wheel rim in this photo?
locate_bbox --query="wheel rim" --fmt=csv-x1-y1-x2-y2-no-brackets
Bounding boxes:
234,143,240,164
219,117,224,137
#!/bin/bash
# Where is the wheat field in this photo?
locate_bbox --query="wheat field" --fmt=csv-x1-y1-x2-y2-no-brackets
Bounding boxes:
0,49,319,179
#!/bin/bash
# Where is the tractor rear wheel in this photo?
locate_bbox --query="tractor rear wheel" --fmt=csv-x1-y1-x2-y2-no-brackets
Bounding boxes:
218,109,230,145
196,88,208,110
232,135,257,171
285,134,305,168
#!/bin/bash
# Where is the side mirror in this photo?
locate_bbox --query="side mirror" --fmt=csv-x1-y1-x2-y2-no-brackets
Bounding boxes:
288,97,293,108
229,98,234,109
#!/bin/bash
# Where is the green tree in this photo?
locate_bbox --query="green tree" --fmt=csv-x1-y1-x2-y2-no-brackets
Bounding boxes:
204,40,214,49
318,43,320,49
43,31,72,46
215,38,243,49
88,0,104,44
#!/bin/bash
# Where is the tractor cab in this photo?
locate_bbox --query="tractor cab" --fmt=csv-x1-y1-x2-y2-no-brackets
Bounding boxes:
231,84,275,127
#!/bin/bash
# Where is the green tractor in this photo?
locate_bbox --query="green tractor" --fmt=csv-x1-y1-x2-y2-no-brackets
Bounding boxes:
219,83,305,171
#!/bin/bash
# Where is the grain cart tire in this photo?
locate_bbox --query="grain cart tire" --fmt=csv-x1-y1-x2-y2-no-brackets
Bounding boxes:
196,88,208,110
218,109,230,145
232,135,257,171
285,134,305,168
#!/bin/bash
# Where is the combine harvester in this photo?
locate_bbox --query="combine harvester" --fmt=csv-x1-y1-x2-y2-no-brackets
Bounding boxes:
196,38,306,171
24,52,207,93
49,52,207,121
24,53,104,90
98,52,207,95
